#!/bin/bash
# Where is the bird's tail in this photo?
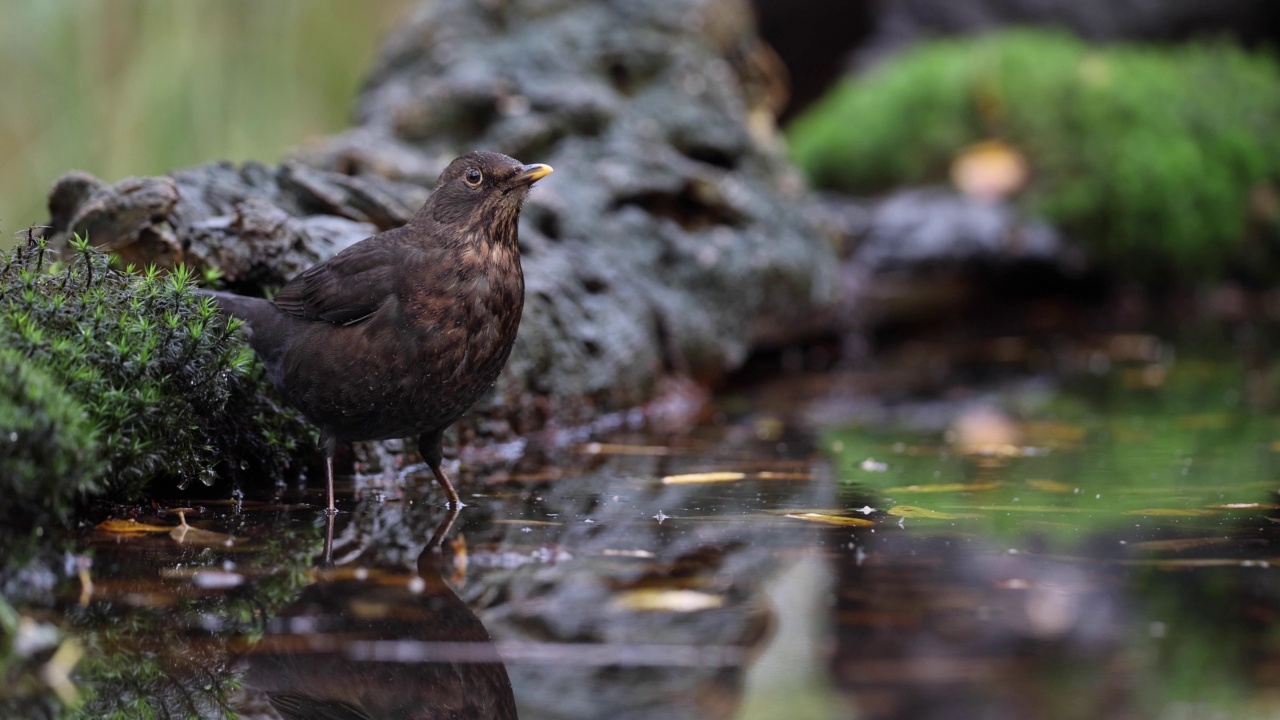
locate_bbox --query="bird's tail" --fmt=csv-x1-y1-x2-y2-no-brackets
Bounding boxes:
198,289,279,339
199,289,295,390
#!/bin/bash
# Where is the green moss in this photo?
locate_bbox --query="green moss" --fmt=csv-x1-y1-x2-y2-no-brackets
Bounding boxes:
0,346,102,552
788,31,1280,280
0,232,300,502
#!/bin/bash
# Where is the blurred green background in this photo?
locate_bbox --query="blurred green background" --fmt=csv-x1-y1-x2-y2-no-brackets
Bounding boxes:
0,0,412,241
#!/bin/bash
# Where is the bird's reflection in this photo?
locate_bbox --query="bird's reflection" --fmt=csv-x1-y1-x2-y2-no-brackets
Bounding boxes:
240,508,517,719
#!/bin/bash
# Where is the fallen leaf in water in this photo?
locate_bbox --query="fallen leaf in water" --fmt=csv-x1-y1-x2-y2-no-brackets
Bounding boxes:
1123,509,1219,517
950,140,1029,200
756,471,812,481
783,512,876,527
170,512,238,547
883,482,1000,494
1131,537,1231,552
96,519,173,534
612,588,725,612
887,505,976,520
1026,479,1074,493
661,471,745,485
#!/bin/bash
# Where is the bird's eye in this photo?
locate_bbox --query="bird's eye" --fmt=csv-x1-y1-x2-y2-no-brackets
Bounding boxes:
464,168,483,186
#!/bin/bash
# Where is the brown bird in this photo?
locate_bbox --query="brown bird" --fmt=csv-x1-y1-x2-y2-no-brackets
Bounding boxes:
207,151,551,513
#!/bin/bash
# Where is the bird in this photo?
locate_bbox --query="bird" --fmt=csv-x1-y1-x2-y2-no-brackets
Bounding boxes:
205,151,552,514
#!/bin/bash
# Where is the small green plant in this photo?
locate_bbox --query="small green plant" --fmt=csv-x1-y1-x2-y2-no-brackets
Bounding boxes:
788,30,1280,280
0,345,102,545
0,231,301,504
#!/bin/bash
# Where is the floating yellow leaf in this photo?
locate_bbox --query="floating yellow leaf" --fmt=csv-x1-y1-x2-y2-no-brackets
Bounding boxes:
612,588,725,612
884,482,999,494
96,518,173,534
1122,509,1219,517
887,505,975,520
783,512,875,527
756,471,812,481
1026,479,1074,493
170,512,238,547
661,472,745,485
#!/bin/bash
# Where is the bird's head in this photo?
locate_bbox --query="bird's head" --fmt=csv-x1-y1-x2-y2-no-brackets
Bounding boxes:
423,151,553,244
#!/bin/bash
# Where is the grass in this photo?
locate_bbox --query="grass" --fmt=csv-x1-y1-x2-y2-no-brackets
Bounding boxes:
0,0,411,244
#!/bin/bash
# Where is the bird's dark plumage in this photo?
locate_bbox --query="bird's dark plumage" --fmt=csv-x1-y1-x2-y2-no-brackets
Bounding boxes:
207,151,552,512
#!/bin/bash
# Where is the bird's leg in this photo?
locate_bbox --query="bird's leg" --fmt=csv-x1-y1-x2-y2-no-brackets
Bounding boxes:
323,511,335,566
321,434,338,516
426,505,461,552
419,429,464,508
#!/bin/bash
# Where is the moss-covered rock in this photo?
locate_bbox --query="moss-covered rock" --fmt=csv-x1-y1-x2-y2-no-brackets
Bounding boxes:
0,233,302,505
788,30,1280,280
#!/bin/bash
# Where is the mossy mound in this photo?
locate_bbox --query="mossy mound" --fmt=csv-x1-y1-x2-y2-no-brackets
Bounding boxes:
0,233,301,510
0,346,101,547
788,30,1280,281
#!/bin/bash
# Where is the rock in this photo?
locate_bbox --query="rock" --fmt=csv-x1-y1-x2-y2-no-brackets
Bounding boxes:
44,0,838,463
56,175,181,269
815,187,1083,333
851,188,1065,271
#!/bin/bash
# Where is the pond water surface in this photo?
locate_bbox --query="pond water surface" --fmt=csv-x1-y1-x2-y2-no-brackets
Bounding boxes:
21,334,1280,719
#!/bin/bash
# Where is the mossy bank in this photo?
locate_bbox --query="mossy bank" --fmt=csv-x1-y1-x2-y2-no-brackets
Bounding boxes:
789,30,1280,282
0,234,303,552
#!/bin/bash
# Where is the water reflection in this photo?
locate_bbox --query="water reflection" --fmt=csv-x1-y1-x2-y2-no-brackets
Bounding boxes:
318,428,828,720
821,357,1280,719
832,530,1132,719
238,510,517,719
16,351,1280,718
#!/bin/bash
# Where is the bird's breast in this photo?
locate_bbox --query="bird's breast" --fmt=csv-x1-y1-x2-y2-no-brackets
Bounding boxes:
402,249,525,385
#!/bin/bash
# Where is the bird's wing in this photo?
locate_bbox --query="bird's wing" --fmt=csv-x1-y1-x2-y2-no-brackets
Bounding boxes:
267,692,373,720
272,236,404,325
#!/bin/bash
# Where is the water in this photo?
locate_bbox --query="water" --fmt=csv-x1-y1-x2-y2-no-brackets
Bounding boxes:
10,338,1280,719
